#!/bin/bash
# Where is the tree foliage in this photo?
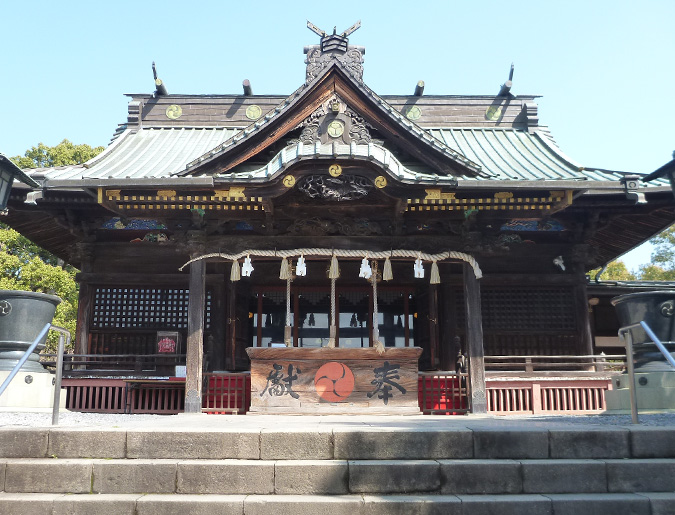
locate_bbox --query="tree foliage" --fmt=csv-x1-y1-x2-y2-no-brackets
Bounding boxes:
0,225,78,352
2,140,104,353
649,225,675,271
590,260,636,281
10,139,104,169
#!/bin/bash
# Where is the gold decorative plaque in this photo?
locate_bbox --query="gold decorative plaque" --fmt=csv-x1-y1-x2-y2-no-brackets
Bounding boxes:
374,176,387,188
246,105,262,120
166,105,182,120
282,175,296,188
329,164,342,177
494,191,513,199
485,106,502,121
405,106,422,121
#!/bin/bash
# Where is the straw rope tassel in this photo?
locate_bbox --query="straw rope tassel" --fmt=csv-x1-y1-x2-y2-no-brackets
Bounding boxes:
430,260,440,284
372,265,385,355
230,259,241,282
284,272,292,347
383,256,393,281
279,257,290,280
328,255,338,348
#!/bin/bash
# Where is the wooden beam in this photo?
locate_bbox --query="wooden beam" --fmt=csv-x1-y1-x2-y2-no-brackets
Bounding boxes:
185,259,206,413
463,262,487,414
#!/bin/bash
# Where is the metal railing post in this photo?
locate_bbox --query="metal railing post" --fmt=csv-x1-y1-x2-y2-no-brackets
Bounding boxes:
618,328,639,424
50,326,71,426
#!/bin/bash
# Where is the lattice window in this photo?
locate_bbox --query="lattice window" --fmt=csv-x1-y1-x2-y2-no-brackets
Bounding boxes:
454,287,576,331
92,287,212,330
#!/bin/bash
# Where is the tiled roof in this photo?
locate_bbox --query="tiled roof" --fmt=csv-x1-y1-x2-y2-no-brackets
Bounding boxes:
36,127,239,183
431,128,622,182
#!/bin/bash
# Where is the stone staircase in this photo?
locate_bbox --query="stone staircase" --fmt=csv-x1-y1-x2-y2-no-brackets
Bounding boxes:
1,419,675,514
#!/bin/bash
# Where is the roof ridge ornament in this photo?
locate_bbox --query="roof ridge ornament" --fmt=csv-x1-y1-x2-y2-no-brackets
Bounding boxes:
305,20,365,83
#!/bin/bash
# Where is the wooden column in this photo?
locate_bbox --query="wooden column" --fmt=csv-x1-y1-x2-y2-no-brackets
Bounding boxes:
463,262,487,414
210,278,226,371
576,280,594,356
428,284,440,369
185,259,206,413
74,282,93,355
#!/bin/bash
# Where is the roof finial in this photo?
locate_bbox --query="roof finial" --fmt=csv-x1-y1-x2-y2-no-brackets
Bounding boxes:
152,62,168,96
498,63,514,97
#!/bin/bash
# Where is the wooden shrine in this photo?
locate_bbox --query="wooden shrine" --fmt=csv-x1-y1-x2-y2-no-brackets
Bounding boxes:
5,21,675,415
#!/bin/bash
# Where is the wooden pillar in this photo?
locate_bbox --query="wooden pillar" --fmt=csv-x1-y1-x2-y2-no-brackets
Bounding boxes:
210,278,226,371
463,262,487,414
226,280,236,370
185,259,206,413
74,282,93,355
576,280,594,355
428,284,440,369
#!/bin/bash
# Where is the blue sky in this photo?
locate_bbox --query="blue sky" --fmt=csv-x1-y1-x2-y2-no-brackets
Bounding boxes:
2,0,673,268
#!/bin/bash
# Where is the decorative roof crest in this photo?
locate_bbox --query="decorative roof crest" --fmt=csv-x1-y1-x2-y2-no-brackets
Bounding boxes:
304,20,365,83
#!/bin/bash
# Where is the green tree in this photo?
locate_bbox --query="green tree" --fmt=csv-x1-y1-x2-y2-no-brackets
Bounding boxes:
11,139,104,169
590,260,636,281
636,263,675,281
3,140,104,352
648,224,675,271
0,225,78,352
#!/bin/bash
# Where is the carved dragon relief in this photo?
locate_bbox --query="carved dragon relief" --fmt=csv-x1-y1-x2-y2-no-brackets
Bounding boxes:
298,174,372,202
305,47,364,82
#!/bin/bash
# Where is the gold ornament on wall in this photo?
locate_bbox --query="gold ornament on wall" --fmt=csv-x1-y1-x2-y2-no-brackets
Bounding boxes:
374,176,387,189
166,105,182,120
282,175,296,188
329,164,342,177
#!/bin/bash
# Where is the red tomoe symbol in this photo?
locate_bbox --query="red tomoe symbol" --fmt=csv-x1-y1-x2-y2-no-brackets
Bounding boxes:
314,362,355,402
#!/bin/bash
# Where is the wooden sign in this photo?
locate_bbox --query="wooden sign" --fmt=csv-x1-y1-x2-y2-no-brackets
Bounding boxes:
246,347,423,414
156,331,180,354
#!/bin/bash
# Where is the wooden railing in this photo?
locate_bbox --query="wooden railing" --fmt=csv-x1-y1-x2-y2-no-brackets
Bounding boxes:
418,372,470,415
484,354,626,374
202,373,251,414
42,353,186,377
486,378,613,415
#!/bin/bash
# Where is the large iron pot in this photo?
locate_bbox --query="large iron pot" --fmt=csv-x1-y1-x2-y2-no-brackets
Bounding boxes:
0,290,61,372
611,291,675,371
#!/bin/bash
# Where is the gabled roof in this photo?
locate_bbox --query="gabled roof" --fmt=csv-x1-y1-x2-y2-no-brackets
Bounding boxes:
177,60,486,179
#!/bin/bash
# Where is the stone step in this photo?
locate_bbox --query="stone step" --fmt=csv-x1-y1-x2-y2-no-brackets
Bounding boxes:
3,426,675,460
3,458,675,496
1,492,675,515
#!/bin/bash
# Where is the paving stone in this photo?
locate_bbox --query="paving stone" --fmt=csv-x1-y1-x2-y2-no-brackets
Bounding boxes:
0,429,48,458
49,428,126,458
546,493,650,515
260,429,332,459
136,494,245,515
631,428,675,458
243,494,363,515
177,460,274,494
607,459,675,492
275,460,348,494
349,460,440,493
458,494,552,515
0,492,58,515
127,429,258,459
473,429,548,459
521,459,606,493
439,459,521,494
4,459,91,493
549,428,629,459
636,492,675,515
93,459,177,494
334,429,473,459
53,493,141,515
362,494,462,514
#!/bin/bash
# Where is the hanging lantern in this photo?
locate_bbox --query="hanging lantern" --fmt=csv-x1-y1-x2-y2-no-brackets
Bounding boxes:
242,255,254,277
296,255,307,276
383,256,393,281
359,257,372,279
230,259,241,281
414,257,425,279
430,260,440,284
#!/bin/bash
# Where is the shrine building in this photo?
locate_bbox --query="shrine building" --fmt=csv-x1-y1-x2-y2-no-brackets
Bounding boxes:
5,23,674,415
